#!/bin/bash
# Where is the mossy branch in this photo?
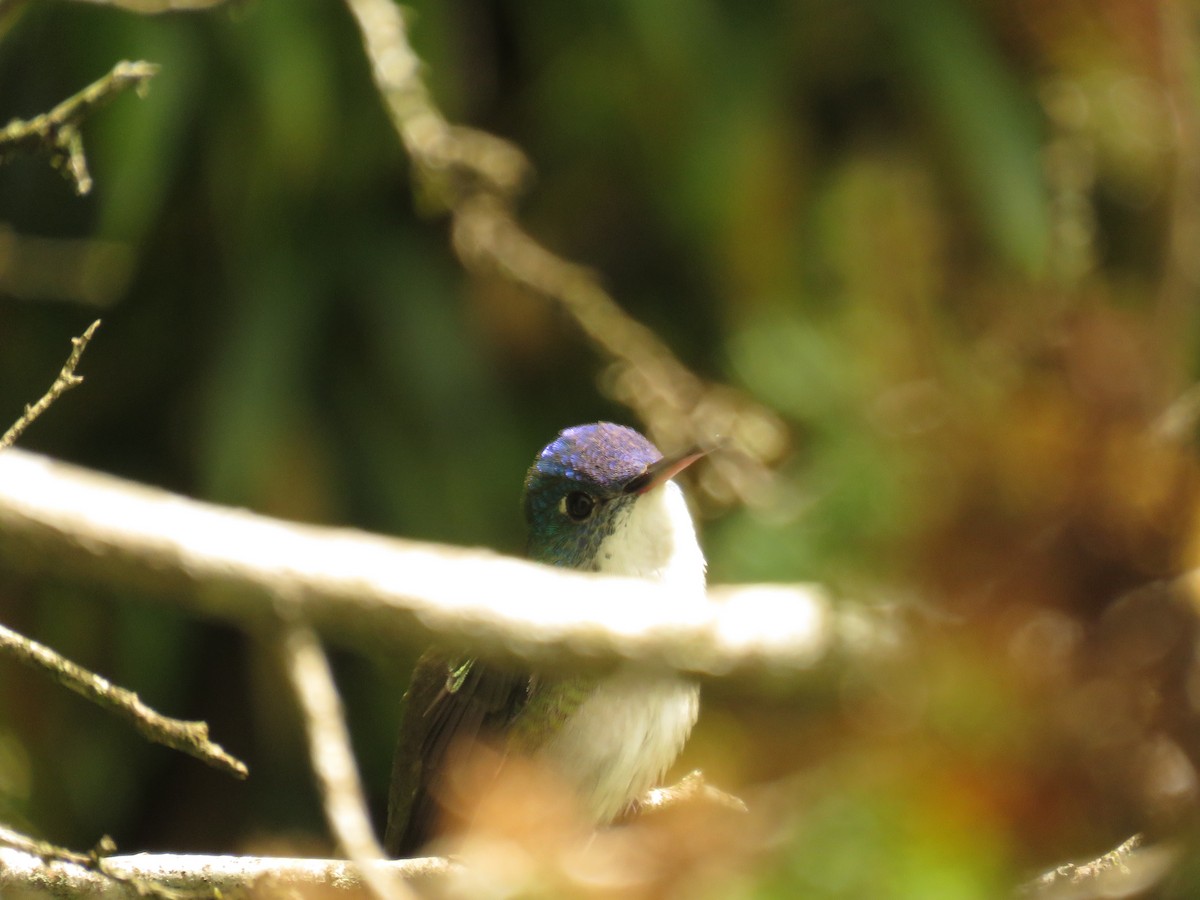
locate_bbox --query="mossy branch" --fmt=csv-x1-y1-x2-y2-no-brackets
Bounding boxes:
0,61,158,195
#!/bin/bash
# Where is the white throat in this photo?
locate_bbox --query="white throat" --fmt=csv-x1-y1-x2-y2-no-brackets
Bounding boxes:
593,481,707,593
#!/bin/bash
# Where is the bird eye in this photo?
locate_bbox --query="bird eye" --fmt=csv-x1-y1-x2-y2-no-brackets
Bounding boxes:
561,491,596,522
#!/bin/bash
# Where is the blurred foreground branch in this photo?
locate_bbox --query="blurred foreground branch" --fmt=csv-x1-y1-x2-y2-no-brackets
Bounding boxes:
0,62,157,195
70,0,228,11
0,449,870,680
342,0,786,507
1019,833,1181,899
0,227,133,306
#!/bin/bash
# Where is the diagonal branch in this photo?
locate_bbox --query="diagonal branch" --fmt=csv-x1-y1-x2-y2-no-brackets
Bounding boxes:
342,0,787,508
0,62,158,195
1,320,100,450
0,621,247,779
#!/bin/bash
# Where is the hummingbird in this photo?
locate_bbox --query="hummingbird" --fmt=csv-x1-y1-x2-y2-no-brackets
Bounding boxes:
384,422,707,856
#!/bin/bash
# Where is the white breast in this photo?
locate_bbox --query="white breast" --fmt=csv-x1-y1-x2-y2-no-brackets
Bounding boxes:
538,480,705,823
537,670,700,823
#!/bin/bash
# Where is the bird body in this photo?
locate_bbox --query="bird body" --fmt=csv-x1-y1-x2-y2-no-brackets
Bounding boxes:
385,423,705,856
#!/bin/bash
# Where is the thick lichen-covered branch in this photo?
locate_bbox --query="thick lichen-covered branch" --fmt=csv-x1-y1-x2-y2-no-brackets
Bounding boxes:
0,843,454,898
69,0,227,11
0,826,188,900
0,61,157,194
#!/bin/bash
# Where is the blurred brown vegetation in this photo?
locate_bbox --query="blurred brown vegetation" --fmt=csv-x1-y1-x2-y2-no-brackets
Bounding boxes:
4,0,1200,896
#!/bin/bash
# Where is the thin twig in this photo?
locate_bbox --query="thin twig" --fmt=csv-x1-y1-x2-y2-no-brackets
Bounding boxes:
280,617,415,900
0,319,100,450
0,620,247,778
342,0,787,508
0,62,158,195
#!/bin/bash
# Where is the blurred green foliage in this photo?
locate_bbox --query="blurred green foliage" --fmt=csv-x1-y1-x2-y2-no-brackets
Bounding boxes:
3,0,1200,895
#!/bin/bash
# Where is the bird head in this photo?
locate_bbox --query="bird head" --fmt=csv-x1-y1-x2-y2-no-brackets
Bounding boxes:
523,423,705,584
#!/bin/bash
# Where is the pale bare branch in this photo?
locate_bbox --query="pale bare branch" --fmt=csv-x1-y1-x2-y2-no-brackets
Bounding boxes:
0,225,133,307
69,0,228,11
0,449,875,680
280,619,415,899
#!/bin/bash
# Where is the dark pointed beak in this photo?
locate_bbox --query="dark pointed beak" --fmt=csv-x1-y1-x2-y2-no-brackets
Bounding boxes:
622,446,707,495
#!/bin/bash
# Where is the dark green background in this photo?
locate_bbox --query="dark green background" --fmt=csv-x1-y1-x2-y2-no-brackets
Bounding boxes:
2,1,1197,895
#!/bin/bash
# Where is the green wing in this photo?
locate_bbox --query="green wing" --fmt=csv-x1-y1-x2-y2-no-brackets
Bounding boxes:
384,651,531,857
